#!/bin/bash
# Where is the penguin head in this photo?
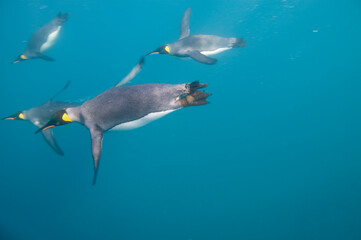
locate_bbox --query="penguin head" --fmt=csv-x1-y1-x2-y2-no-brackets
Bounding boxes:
147,45,170,55
35,109,72,134
13,54,28,64
2,111,25,120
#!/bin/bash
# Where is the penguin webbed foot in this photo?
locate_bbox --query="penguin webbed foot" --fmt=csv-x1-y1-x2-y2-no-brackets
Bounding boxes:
230,38,246,48
56,12,69,23
180,90,211,107
181,82,211,107
188,81,208,93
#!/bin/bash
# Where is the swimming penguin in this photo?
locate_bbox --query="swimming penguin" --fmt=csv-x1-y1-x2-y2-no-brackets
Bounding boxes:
13,12,69,63
36,81,211,184
147,8,246,64
2,81,79,155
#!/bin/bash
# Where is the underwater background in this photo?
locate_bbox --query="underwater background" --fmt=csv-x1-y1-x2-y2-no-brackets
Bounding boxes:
1,0,361,239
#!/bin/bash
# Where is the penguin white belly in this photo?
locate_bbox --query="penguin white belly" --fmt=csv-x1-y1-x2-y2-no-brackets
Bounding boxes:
201,47,230,56
40,26,61,52
111,109,176,131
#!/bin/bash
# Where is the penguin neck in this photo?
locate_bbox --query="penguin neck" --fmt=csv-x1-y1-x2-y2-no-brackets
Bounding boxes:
66,107,82,123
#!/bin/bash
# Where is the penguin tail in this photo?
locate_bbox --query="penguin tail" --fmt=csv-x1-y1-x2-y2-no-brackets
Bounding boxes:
56,12,69,24
230,38,246,48
180,81,211,107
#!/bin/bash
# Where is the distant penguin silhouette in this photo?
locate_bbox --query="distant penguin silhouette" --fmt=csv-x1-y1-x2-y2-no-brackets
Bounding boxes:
36,81,211,184
147,8,246,64
13,12,69,63
2,81,79,155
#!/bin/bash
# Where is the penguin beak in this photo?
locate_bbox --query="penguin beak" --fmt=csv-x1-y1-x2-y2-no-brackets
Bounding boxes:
12,60,20,64
2,117,15,120
35,118,58,134
2,112,21,120
146,51,159,56
35,124,55,134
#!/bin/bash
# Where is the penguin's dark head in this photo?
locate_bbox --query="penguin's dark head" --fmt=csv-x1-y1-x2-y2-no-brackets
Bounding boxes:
35,109,72,134
13,54,28,64
147,45,170,55
2,111,25,120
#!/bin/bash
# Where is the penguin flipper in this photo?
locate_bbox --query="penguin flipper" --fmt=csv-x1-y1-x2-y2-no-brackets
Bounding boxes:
37,53,55,61
187,51,217,65
115,57,145,87
179,8,191,39
90,127,103,185
48,81,71,102
41,128,64,156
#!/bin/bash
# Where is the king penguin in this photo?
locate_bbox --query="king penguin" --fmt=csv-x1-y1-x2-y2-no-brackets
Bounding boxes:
13,12,69,63
147,8,246,64
2,81,79,155
36,81,211,184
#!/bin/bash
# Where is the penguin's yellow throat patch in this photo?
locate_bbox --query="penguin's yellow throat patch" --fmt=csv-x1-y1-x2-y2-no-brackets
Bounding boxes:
20,54,28,60
62,113,72,122
164,45,170,53
18,113,24,120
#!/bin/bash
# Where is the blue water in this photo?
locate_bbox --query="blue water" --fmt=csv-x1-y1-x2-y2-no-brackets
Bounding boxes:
1,0,361,239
